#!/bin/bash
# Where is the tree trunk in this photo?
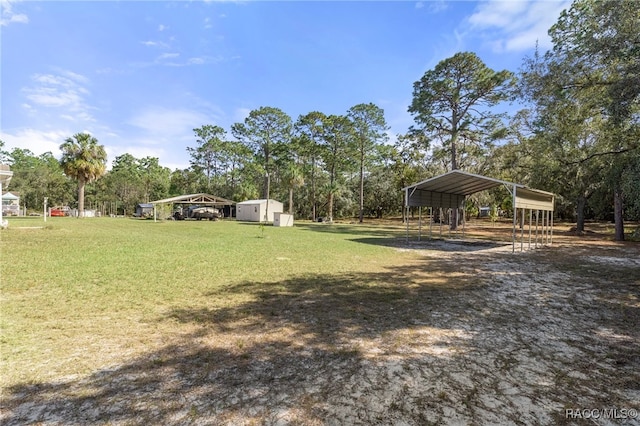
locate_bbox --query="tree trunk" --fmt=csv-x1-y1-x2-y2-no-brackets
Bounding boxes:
311,161,316,221
263,173,270,200
78,179,85,218
359,161,364,223
328,193,334,223
450,123,459,230
576,195,586,234
288,187,294,215
614,185,624,241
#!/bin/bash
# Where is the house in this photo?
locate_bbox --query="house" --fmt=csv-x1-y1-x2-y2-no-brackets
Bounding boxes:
2,191,20,216
236,199,283,222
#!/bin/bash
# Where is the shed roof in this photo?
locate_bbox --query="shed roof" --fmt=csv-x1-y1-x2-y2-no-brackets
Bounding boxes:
237,199,282,205
151,193,236,205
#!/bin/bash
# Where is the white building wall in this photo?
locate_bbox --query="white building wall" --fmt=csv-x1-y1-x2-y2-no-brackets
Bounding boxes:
236,199,284,222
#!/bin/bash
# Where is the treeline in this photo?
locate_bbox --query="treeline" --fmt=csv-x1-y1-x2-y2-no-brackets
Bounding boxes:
1,0,638,237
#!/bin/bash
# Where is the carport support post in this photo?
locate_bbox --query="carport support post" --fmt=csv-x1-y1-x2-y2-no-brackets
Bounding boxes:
153,204,156,223
535,210,539,248
549,210,553,245
521,207,525,252
542,209,547,245
512,184,517,253
418,206,422,241
462,206,466,238
528,209,532,250
429,207,433,239
405,205,409,243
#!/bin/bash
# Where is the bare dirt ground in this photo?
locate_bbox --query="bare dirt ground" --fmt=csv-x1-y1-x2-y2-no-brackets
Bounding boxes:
2,226,639,425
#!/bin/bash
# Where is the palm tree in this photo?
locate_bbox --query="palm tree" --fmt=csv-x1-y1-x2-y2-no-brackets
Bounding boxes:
283,162,304,215
60,133,107,218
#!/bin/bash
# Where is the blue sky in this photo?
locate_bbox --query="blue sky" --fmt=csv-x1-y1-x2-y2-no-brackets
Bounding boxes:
1,0,571,170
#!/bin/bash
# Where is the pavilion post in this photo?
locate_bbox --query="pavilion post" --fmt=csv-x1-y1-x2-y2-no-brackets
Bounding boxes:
439,208,443,238
429,207,433,239
418,206,422,241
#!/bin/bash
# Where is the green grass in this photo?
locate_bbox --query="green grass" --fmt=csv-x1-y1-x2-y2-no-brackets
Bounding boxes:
0,217,414,387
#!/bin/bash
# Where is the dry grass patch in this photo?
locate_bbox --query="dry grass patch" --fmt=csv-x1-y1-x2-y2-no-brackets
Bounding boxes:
1,217,639,425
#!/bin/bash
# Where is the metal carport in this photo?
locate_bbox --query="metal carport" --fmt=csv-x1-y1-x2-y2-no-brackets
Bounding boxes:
150,193,236,221
403,170,555,252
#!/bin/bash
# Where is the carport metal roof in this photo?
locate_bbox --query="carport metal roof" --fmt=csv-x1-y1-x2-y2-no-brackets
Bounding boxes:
403,170,554,211
151,193,236,206
402,170,555,252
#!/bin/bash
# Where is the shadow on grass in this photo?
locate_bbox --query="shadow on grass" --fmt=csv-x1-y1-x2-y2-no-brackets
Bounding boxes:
294,222,406,238
350,236,513,252
3,255,639,425
2,266,486,425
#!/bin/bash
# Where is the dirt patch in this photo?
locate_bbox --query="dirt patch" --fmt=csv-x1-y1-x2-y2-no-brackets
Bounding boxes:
2,235,639,425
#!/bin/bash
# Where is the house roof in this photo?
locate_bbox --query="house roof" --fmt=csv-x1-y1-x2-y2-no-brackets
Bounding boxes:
1,191,19,200
151,193,236,205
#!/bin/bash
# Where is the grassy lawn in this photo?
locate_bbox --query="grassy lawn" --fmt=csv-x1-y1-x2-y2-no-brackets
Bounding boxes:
1,217,638,424
1,217,416,387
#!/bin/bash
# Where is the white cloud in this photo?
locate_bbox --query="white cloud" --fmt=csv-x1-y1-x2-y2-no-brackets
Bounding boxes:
141,40,170,49
21,71,95,122
124,107,214,169
415,2,424,10
128,107,211,137
0,129,68,157
204,17,212,29
158,24,167,31
1,0,28,26
466,0,572,53
158,52,180,60
428,1,448,14
233,107,251,123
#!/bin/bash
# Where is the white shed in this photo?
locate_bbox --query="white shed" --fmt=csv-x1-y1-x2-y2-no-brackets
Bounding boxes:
236,199,284,222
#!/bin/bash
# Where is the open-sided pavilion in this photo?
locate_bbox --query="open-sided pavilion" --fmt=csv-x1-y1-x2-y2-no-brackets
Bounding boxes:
403,170,555,252
150,193,236,221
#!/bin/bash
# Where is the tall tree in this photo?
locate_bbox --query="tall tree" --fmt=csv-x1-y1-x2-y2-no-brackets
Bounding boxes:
60,133,107,218
231,107,292,199
5,148,73,212
295,111,327,221
409,52,515,172
409,52,514,229
320,114,355,222
520,0,640,240
347,103,389,223
188,125,227,193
